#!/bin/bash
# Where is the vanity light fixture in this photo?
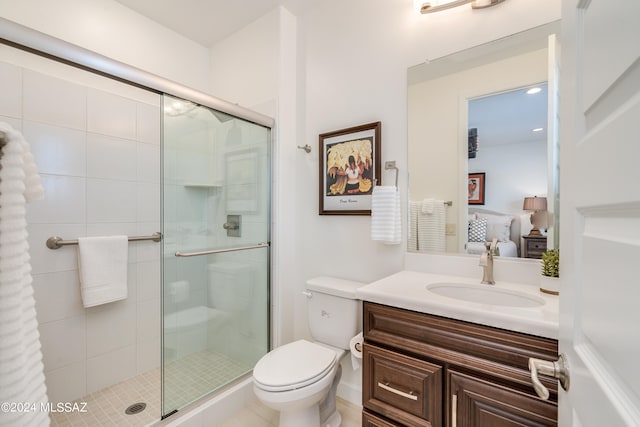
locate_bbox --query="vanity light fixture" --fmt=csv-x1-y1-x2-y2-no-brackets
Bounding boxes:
417,0,507,14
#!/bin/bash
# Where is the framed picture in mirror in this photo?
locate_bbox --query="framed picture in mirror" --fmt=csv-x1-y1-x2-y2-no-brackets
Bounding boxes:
468,172,485,205
319,121,381,215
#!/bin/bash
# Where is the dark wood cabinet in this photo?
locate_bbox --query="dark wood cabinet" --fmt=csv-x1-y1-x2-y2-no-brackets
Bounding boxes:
522,235,547,259
362,302,558,427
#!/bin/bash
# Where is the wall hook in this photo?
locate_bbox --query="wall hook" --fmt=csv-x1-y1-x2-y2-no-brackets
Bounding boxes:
297,144,312,153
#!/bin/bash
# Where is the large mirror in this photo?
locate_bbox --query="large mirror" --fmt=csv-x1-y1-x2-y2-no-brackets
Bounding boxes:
407,21,560,261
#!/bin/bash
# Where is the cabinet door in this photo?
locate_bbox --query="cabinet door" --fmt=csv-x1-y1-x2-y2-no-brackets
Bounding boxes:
364,344,442,427
449,370,556,427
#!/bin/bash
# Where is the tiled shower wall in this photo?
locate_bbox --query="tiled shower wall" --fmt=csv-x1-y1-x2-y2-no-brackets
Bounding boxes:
0,49,161,404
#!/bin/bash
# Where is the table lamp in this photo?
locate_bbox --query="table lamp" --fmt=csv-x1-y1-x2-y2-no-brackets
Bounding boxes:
523,196,547,236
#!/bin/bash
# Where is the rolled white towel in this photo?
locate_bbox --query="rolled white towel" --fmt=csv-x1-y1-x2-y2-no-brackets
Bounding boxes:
371,186,401,245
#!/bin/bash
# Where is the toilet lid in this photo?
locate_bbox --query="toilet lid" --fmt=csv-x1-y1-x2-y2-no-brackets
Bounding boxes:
253,340,337,391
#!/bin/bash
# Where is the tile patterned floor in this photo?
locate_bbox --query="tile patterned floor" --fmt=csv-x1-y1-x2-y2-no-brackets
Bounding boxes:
49,350,249,427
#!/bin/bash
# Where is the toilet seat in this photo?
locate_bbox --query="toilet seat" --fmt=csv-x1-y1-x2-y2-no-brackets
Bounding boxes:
253,340,337,392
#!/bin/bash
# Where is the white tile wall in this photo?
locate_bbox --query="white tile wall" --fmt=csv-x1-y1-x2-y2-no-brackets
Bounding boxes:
27,175,86,224
23,121,86,176
86,178,138,222
43,362,87,404
32,271,84,323
1,57,163,404
0,61,22,117
39,316,87,372
87,88,137,139
87,133,137,181
23,69,87,130
86,345,137,394
86,299,137,358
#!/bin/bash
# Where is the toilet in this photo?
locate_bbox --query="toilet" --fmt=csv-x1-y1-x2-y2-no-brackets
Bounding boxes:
252,276,363,427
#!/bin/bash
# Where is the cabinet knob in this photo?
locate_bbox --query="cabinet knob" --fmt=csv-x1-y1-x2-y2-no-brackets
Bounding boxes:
528,353,570,400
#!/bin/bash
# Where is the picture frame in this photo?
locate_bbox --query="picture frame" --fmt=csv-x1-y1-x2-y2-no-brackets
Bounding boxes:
468,172,485,205
319,122,381,215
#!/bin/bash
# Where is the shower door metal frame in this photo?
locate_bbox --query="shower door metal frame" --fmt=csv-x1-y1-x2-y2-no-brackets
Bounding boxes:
0,17,274,129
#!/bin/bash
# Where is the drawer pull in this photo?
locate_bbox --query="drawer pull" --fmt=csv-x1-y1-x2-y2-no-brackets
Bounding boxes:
452,394,458,427
377,381,418,401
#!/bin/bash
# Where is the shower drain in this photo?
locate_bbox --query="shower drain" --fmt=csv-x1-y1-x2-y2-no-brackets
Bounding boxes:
125,402,147,415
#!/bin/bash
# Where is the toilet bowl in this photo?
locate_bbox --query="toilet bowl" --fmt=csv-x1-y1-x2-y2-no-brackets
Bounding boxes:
252,277,363,427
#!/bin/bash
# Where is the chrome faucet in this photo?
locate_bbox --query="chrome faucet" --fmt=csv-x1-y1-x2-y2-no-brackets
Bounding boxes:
479,238,499,285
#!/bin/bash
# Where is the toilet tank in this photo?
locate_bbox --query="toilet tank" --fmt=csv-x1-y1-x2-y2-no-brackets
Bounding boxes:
305,276,364,350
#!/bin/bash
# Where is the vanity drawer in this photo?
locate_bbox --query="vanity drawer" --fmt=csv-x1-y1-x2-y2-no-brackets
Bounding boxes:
363,302,559,399
363,409,402,426
363,343,442,427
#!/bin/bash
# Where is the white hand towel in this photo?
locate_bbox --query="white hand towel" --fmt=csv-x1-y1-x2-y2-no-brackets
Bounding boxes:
417,200,446,252
421,198,435,214
407,201,419,251
78,236,128,307
371,186,401,245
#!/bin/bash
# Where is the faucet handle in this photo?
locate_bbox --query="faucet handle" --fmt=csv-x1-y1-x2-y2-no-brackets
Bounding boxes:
484,238,499,254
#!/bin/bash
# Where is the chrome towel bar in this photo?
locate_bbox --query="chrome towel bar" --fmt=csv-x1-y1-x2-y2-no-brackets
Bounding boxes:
46,232,162,250
175,242,269,257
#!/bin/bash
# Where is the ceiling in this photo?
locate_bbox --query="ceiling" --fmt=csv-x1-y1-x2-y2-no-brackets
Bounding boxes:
113,0,313,47
468,83,548,147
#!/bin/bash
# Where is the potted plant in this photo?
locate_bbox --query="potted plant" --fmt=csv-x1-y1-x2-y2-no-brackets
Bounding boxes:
540,249,559,295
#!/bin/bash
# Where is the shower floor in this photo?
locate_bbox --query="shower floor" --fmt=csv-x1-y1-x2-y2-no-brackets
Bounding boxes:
49,350,250,427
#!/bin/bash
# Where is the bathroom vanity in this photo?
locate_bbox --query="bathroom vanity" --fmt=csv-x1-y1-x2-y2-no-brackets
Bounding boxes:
356,271,560,427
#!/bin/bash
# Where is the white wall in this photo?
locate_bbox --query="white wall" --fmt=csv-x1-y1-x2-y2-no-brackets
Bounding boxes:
0,0,211,92
469,140,548,214
0,46,162,404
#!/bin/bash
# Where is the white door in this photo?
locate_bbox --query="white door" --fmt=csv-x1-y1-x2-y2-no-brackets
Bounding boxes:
559,0,640,425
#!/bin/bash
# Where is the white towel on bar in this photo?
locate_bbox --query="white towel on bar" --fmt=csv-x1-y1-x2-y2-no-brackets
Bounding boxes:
371,186,401,245
417,200,446,252
421,198,435,214
407,201,419,251
77,236,128,307
0,122,49,427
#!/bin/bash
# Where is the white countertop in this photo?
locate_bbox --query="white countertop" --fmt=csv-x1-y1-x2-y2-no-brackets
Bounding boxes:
356,270,559,340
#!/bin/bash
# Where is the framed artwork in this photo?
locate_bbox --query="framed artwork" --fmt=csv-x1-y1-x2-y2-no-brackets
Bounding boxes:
319,121,381,215
468,172,485,205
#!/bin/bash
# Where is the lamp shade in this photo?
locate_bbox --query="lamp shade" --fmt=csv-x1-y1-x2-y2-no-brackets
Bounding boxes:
523,196,547,211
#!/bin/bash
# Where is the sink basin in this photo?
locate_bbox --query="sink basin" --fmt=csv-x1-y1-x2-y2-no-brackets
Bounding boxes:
426,282,544,308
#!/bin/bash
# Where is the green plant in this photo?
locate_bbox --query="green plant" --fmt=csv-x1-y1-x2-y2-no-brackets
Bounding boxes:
541,249,559,278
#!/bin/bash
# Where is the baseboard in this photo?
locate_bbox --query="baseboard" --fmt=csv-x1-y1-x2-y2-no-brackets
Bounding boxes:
337,380,362,407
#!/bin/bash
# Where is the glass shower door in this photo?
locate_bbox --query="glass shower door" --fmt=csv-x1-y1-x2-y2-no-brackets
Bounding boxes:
161,94,270,417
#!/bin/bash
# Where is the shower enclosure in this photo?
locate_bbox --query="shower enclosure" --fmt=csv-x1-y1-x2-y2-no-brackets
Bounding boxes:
0,18,272,426
161,95,271,416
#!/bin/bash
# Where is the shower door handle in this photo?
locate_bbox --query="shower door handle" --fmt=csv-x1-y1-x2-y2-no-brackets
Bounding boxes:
175,242,269,257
